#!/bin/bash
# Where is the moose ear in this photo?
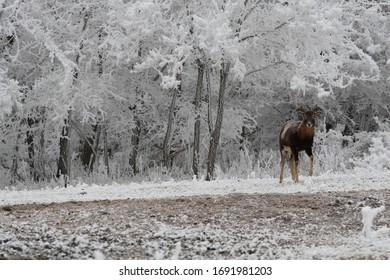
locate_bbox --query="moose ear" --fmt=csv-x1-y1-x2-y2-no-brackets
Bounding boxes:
313,105,322,118
296,107,306,118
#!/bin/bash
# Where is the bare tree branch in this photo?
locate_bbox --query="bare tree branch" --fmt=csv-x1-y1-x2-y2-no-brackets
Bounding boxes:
244,61,286,77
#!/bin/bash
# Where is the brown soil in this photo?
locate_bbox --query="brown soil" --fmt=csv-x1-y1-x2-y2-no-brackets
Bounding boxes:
1,189,390,259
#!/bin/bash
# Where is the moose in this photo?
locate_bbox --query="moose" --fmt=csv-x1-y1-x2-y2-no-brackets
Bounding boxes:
279,105,322,183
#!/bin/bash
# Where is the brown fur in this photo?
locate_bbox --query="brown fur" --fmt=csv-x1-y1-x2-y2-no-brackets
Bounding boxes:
279,106,322,183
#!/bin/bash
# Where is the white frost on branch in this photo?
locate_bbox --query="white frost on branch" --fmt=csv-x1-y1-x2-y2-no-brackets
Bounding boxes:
366,44,382,55
317,88,331,98
192,2,246,80
232,59,246,81
281,0,381,94
0,68,22,119
352,129,390,172
161,75,181,90
17,14,78,92
290,75,307,91
44,38,78,90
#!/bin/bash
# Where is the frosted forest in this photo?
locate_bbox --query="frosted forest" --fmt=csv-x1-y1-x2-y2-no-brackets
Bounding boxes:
1,0,390,186
2,0,390,261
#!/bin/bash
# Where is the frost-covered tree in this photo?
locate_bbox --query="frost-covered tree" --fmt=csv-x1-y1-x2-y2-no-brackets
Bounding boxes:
1,0,114,183
229,0,389,155
1,0,389,185
0,68,23,183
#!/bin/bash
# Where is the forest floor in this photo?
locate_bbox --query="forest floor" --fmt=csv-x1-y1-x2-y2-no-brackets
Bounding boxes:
2,188,390,260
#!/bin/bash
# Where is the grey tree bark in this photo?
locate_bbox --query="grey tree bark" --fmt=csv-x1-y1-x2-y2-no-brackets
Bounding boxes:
192,60,204,177
129,114,141,175
56,11,90,186
56,112,72,186
206,62,230,181
205,62,213,135
103,124,110,175
162,74,181,167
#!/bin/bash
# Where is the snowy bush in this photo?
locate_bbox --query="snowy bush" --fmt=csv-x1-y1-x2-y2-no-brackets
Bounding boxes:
216,146,278,180
213,127,376,180
0,69,22,119
351,119,390,172
314,129,372,174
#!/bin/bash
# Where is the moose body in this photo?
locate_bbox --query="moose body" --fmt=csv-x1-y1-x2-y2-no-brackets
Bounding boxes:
279,106,322,183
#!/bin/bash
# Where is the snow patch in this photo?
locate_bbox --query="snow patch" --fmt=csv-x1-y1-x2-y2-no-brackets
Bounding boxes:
1,172,390,206
94,250,105,260
362,206,390,239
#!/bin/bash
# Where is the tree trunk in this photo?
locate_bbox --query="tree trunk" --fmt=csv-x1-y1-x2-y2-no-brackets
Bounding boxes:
10,134,20,184
129,116,141,175
162,74,181,167
205,62,213,135
79,124,101,173
26,117,39,181
192,60,204,178
163,90,177,167
56,112,72,187
56,11,90,186
37,122,46,180
103,124,109,175
239,126,247,151
89,124,101,172
86,27,105,173
80,136,93,171
206,62,230,181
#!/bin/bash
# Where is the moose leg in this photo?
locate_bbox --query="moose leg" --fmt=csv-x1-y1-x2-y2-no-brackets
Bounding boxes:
306,148,313,176
294,160,299,182
292,150,299,182
279,149,287,183
288,156,295,182
309,156,313,176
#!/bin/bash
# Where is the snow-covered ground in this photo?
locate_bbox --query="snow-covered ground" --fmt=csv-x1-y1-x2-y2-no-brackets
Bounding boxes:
1,171,390,260
1,171,390,206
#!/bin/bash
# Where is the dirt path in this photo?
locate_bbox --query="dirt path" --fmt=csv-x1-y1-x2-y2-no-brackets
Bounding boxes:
1,189,390,259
